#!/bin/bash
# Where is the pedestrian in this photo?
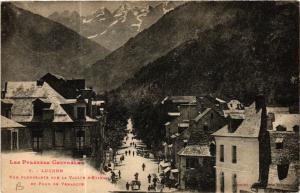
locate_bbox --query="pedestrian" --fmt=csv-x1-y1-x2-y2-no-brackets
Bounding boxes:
147,174,151,183
134,172,139,180
153,177,158,186
118,170,121,178
126,182,130,190
125,151,127,156
129,150,131,155
142,163,146,171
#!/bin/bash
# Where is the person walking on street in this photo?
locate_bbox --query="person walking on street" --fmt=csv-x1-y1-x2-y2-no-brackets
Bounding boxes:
147,174,151,183
129,150,131,155
125,151,127,156
142,163,146,171
126,182,130,190
118,170,121,178
134,172,139,180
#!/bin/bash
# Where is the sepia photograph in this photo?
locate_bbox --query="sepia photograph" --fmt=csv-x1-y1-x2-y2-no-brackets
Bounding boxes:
0,1,299,193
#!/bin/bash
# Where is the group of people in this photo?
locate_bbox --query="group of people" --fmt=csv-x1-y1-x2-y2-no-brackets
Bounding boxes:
110,170,122,183
147,174,160,191
125,150,135,156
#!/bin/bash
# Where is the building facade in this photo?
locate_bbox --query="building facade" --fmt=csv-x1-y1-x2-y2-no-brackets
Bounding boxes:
213,98,269,193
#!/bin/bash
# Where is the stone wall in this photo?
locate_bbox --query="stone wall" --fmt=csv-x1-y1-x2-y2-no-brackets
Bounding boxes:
269,131,299,165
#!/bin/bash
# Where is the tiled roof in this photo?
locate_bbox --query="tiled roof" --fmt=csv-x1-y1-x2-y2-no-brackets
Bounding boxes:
1,116,25,128
178,145,211,157
272,114,300,131
194,108,212,122
215,98,226,103
162,96,197,104
5,82,72,123
212,103,262,138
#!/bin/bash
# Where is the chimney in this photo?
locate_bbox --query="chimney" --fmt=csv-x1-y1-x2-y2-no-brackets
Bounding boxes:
255,94,266,111
36,80,44,86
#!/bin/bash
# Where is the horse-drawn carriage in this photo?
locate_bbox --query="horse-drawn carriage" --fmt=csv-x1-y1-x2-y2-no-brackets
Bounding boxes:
131,180,141,190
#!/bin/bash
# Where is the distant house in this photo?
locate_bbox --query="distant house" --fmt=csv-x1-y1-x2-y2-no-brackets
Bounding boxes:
39,73,88,99
212,96,270,193
1,115,29,151
2,81,100,158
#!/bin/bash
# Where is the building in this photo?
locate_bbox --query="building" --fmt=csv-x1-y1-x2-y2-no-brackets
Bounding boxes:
212,96,269,193
1,115,29,151
251,110,300,193
178,107,226,190
2,81,102,159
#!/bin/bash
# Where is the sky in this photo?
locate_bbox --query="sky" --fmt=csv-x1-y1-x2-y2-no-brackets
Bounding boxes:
13,1,185,17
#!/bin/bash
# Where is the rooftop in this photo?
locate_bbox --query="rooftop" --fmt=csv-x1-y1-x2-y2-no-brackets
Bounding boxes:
272,114,300,131
267,107,289,114
212,102,262,138
4,82,73,123
194,108,212,122
1,116,25,129
162,96,197,104
178,145,211,157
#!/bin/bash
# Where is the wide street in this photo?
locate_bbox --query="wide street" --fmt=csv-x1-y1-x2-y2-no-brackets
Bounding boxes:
109,119,177,192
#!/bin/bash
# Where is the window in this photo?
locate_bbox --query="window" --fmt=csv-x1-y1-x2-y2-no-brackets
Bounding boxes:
76,129,85,149
220,172,225,193
232,145,237,163
11,130,18,150
77,107,86,120
276,142,283,149
293,125,299,132
186,157,198,169
220,145,224,162
5,109,11,119
232,174,237,193
275,138,283,149
211,113,214,119
32,131,43,152
277,164,289,180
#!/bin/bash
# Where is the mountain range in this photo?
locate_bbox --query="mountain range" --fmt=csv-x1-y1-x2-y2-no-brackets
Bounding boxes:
1,3,110,83
1,2,298,108
48,2,177,50
111,1,299,107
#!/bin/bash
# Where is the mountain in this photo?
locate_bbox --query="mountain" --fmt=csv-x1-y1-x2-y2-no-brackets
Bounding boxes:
1,3,110,83
86,1,250,93
47,2,177,50
113,1,299,107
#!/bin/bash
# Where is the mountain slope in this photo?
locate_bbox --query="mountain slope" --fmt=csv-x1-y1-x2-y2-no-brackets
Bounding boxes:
86,1,263,93
115,1,299,107
1,3,110,82
48,2,178,51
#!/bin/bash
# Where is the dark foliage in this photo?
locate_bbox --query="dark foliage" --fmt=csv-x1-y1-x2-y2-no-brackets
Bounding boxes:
1,3,110,83
131,98,169,151
102,92,129,153
118,1,299,107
